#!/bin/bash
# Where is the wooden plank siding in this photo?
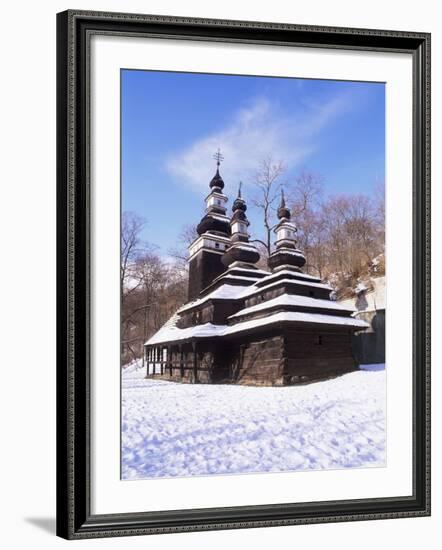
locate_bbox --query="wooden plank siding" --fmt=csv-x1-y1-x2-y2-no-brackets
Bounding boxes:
146,325,358,386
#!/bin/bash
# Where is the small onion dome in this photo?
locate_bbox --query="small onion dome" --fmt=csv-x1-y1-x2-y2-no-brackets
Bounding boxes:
268,247,306,271
196,213,231,236
232,195,246,213
232,182,246,212
209,168,225,190
277,189,291,220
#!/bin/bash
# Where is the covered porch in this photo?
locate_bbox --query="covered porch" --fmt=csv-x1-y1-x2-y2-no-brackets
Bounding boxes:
144,340,220,384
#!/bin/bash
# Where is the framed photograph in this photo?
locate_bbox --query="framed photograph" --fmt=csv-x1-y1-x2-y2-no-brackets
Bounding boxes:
56,10,430,539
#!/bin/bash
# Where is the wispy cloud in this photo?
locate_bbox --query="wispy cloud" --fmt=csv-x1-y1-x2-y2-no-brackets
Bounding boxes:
165,90,353,193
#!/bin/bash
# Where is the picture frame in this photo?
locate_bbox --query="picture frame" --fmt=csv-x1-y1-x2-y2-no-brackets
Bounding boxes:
56,9,431,540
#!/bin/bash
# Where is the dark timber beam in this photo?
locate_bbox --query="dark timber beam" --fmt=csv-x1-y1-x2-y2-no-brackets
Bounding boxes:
179,344,184,379
192,341,198,384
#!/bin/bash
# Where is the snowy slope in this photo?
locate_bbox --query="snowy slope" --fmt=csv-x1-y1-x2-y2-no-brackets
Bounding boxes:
122,365,386,480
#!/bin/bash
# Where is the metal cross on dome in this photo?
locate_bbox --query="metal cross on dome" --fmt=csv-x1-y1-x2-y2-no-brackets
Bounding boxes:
213,148,224,167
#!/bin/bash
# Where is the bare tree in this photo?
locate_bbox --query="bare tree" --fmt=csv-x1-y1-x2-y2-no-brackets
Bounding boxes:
121,251,187,366
121,212,146,292
290,171,323,218
289,171,325,275
168,223,198,266
120,215,188,365
248,159,384,289
373,177,385,229
319,193,383,291
250,157,287,257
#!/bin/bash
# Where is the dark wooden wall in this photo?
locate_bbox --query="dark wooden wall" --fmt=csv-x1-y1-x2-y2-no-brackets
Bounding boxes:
283,328,357,383
234,335,285,385
147,326,359,386
244,282,331,310
178,300,244,329
187,250,226,301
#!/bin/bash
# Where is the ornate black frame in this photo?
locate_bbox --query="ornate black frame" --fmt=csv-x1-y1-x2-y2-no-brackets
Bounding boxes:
56,9,431,540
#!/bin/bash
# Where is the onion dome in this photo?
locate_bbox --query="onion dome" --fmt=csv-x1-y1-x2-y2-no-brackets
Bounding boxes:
209,148,225,190
277,188,291,220
232,182,246,213
231,202,247,228
209,168,225,191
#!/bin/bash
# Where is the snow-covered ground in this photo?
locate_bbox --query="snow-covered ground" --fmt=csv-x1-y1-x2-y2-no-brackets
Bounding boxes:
122,363,386,480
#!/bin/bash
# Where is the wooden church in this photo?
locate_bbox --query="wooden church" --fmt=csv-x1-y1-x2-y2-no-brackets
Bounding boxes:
144,153,368,385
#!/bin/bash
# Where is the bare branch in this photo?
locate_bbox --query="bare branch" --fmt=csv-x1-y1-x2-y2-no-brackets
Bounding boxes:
249,156,287,256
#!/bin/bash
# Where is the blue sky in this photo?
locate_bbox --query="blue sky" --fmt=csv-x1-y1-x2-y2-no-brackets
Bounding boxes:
122,69,385,256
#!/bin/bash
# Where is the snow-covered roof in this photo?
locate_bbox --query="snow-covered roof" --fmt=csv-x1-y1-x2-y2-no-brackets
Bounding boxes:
226,311,369,333
255,269,321,286
239,277,333,300
207,213,230,222
221,265,269,275
178,266,284,314
145,310,368,346
226,243,259,252
180,274,332,313
177,283,250,313
210,266,268,286
213,275,257,283
144,312,182,346
229,294,355,320
269,247,305,258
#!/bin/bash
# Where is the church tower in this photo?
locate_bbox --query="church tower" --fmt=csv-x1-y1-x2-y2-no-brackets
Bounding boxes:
268,189,306,271
222,182,260,269
187,150,232,300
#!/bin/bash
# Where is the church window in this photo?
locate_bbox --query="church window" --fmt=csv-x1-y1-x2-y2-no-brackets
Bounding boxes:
215,242,220,249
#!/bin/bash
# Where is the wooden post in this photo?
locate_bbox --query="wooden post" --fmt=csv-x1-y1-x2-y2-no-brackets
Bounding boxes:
179,344,184,379
167,345,172,377
192,341,198,384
